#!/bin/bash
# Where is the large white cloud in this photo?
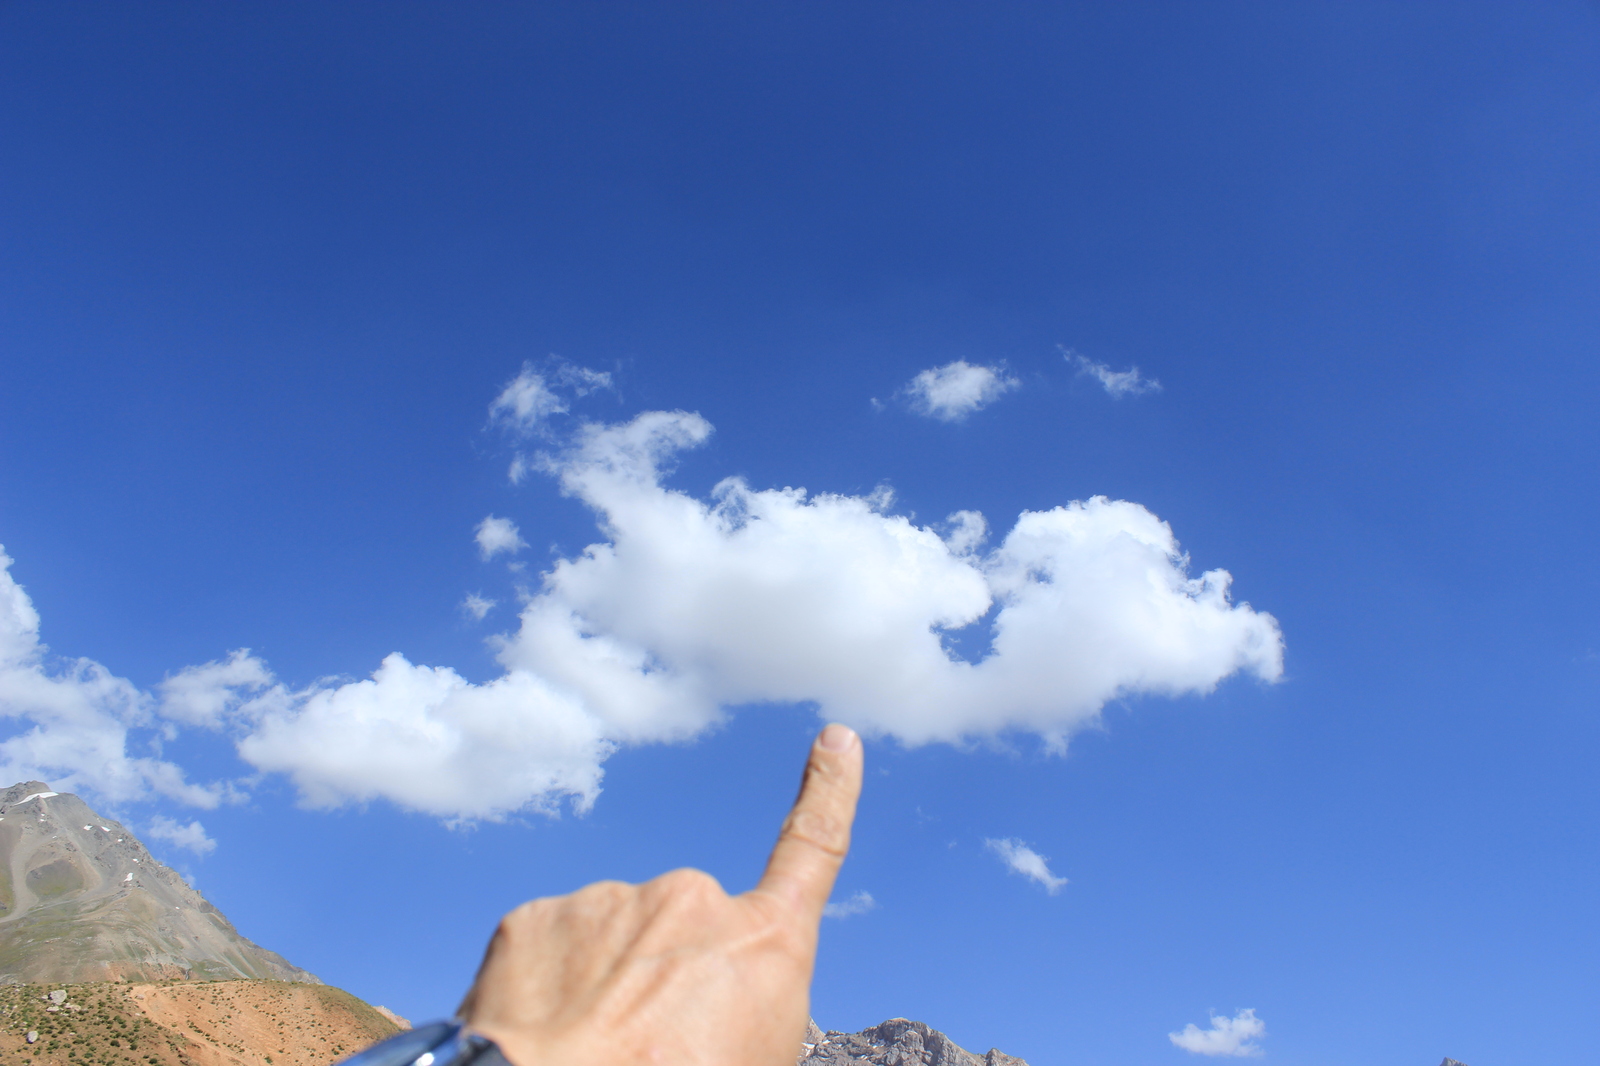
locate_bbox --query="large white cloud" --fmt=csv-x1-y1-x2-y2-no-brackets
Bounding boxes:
0,548,220,807
220,409,1279,817
494,411,1282,744
0,407,1283,822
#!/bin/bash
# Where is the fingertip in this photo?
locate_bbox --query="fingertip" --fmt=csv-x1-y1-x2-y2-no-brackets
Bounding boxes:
818,723,858,753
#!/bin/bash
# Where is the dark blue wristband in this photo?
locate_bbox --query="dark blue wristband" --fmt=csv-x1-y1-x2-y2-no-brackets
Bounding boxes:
338,1021,511,1066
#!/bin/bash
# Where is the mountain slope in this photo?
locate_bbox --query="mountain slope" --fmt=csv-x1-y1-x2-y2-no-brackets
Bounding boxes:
0,980,403,1066
0,781,315,984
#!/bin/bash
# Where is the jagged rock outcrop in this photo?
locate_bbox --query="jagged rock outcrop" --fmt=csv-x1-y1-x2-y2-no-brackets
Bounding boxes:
0,781,317,984
799,1018,1027,1066
1440,1059,1470,1066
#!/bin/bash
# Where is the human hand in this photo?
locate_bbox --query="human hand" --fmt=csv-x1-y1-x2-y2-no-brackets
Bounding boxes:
457,723,864,1066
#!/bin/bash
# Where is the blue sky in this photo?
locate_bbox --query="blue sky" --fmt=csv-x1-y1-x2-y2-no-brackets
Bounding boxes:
2,3,1598,1063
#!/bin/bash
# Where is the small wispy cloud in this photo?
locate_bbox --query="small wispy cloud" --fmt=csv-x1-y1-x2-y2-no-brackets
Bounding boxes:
1169,1010,1265,1057
147,815,217,856
475,515,528,561
552,362,613,397
490,364,568,435
1065,348,1160,397
903,361,1020,421
461,593,496,620
985,837,1068,894
823,890,878,919
489,359,614,439
492,359,615,482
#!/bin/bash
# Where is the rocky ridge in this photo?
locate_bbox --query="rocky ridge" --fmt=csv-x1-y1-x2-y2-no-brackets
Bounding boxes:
799,1018,1028,1066
0,781,315,984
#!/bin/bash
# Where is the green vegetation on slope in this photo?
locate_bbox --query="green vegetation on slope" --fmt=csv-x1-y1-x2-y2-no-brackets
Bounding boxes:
0,983,178,1066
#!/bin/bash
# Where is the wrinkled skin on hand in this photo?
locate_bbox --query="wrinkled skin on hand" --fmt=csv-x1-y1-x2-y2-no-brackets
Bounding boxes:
459,724,864,1066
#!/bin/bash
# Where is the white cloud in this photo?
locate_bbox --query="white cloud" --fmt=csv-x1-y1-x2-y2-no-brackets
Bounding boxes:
159,650,272,728
553,362,613,397
903,361,1019,421
489,364,567,435
0,402,1283,823
461,594,497,621
146,815,217,856
235,654,611,820
208,409,1279,819
985,838,1068,894
942,510,988,557
1169,1010,1265,1057
496,411,1282,747
0,547,222,808
493,360,614,483
823,890,877,918
489,360,614,439
475,516,528,561
1068,349,1161,397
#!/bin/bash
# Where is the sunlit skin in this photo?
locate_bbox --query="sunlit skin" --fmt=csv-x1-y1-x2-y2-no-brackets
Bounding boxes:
458,724,864,1066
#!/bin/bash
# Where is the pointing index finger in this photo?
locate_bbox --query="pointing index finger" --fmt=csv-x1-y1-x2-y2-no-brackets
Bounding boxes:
754,723,863,923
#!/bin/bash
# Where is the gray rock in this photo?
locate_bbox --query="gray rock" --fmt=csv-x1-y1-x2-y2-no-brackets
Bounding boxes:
799,1018,1027,1066
1440,1060,1470,1066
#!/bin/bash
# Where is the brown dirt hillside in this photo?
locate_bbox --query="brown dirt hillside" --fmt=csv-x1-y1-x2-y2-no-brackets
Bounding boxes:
0,981,404,1066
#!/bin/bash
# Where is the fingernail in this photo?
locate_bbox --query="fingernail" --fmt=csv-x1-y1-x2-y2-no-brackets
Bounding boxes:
819,723,857,751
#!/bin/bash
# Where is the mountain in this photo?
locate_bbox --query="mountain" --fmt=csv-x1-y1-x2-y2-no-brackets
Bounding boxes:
0,781,315,984
0,782,1030,1066
800,1018,1029,1066
0,979,404,1066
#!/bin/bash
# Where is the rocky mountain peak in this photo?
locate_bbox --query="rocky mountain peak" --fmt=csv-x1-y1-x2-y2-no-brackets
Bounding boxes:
2,783,55,805
0,781,316,984
800,1017,1027,1066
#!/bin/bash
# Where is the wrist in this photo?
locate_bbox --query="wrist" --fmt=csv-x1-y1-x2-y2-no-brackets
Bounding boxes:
340,1021,511,1066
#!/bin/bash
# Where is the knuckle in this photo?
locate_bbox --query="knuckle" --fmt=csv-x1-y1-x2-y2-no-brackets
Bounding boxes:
654,866,725,900
508,880,632,930
503,897,546,926
571,878,627,898
808,750,854,785
494,900,542,942
807,752,840,778
571,879,633,913
782,807,847,856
